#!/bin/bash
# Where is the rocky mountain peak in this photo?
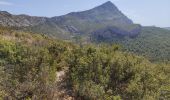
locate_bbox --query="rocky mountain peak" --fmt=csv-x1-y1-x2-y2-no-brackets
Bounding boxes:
0,11,11,16
95,1,118,11
0,1,135,36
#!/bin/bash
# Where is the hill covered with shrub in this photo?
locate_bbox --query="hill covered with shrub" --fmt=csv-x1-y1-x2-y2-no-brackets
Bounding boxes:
0,27,169,100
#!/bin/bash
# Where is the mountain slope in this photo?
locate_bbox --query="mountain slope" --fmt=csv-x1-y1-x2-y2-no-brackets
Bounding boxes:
0,11,47,27
0,11,72,39
51,1,140,35
91,26,170,61
164,27,170,30
0,1,141,38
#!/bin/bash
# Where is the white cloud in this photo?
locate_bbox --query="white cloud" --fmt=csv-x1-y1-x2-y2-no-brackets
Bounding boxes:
0,1,13,6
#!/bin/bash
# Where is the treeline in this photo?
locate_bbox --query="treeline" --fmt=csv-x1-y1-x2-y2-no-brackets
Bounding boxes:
0,27,169,100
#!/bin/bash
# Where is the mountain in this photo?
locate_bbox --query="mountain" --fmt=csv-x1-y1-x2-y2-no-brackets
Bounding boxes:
0,1,170,61
51,1,139,34
0,11,47,27
0,1,141,38
0,11,72,39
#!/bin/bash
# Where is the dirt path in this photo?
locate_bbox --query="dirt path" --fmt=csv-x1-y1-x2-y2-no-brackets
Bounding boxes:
53,70,74,100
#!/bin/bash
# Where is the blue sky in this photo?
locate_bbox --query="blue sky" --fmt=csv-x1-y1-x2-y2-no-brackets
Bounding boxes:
0,0,169,27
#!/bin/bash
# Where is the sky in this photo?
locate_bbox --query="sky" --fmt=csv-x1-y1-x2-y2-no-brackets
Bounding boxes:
0,0,170,27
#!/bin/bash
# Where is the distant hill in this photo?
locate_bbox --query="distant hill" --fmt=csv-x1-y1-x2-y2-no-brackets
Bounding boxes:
164,27,170,30
92,26,170,61
0,11,47,27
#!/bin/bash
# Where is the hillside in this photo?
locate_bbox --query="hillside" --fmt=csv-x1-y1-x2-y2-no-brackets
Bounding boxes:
0,11,71,39
0,1,170,62
164,27,170,30
51,1,140,35
0,26,169,100
0,11,47,27
92,26,170,61
0,26,75,99
0,1,141,38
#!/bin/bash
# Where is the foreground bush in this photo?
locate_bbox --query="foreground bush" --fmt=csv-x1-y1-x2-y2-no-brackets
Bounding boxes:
69,45,170,100
0,27,169,100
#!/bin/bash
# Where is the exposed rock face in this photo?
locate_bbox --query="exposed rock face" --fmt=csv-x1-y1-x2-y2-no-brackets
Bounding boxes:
91,25,141,42
0,11,48,27
85,1,133,24
63,25,80,34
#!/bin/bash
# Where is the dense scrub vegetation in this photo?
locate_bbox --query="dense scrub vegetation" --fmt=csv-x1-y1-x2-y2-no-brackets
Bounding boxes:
91,27,170,62
0,27,169,100
68,45,170,100
0,27,74,99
